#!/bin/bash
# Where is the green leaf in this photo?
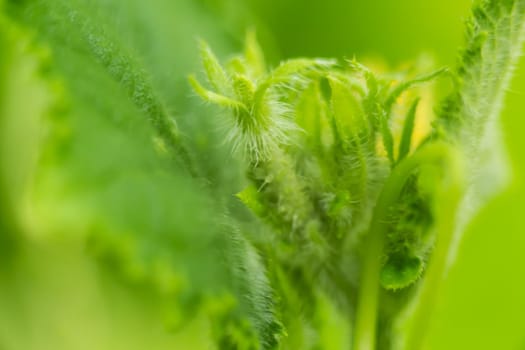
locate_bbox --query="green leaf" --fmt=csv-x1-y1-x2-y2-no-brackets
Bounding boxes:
199,39,233,96
397,98,420,163
380,113,395,164
380,254,423,291
189,74,248,111
384,68,448,112
2,1,281,349
244,30,266,79
437,0,525,152
425,23,525,350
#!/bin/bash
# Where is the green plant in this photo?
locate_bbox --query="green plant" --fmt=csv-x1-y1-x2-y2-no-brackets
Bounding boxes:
1,0,524,349
189,1,525,349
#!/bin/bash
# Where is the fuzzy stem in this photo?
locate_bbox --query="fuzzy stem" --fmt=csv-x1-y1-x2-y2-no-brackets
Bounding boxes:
400,147,463,350
353,142,461,350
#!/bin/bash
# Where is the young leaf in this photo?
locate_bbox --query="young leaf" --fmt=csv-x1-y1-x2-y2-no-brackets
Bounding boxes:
199,39,233,96
244,30,266,79
397,98,420,163
437,0,525,152
384,68,447,112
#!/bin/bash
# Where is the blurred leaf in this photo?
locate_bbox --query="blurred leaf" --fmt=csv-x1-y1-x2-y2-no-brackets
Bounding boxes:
425,47,525,350
1,0,281,348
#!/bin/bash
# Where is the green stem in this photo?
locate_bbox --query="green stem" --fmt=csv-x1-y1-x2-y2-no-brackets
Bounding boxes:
352,142,461,350
400,148,463,350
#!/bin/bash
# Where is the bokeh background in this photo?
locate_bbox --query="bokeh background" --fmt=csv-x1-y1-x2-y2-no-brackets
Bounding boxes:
1,0,524,349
